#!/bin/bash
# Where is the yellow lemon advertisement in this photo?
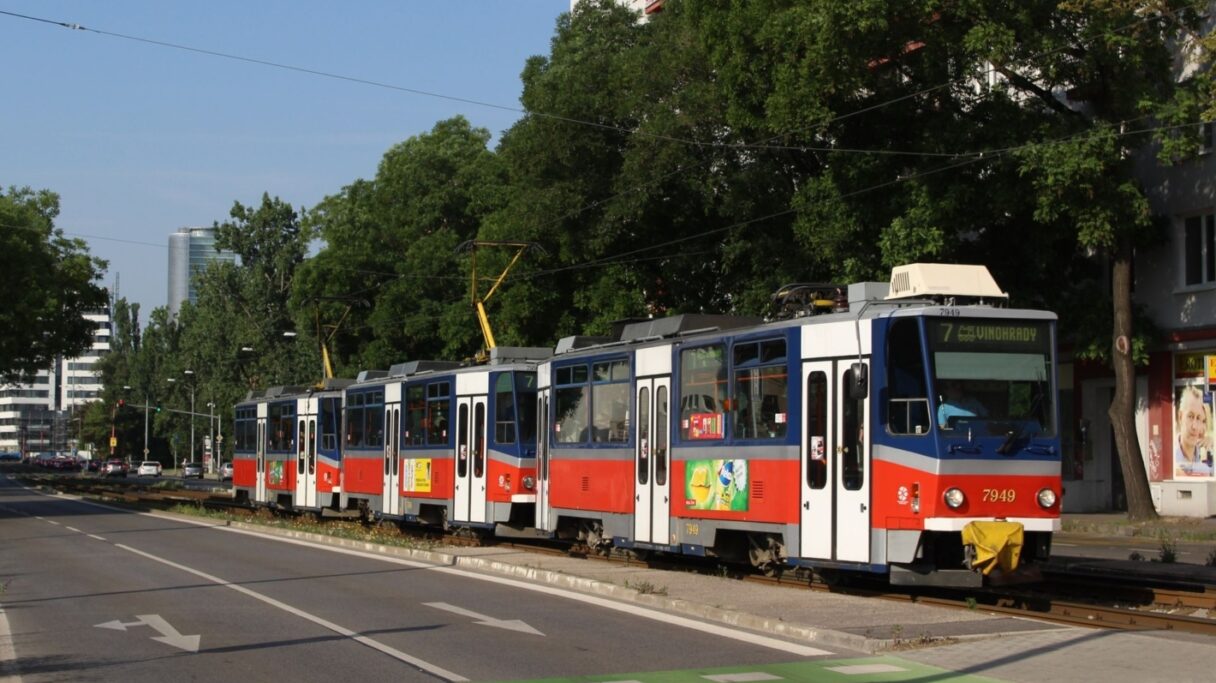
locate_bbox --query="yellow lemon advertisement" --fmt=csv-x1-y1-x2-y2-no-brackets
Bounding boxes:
684,459,748,511
405,458,433,492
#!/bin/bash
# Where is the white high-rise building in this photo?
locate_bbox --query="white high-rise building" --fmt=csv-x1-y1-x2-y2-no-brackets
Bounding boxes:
0,308,112,457
168,227,237,319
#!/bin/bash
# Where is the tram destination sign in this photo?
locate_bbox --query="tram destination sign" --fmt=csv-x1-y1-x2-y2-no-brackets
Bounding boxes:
929,320,1047,352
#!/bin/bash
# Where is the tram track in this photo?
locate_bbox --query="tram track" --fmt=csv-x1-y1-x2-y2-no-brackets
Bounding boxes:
16,472,1216,637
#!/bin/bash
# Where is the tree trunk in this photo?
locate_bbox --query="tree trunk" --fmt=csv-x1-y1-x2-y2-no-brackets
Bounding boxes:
1108,244,1158,520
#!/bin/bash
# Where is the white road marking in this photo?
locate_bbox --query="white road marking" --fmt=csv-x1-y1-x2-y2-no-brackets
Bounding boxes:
112,543,468,681
423,602,544,636
87,535,106,541
26,491,829,663
827,664,908,674
206,524,832,657
95,614,201,652
704,674,783,682
64,527,80,533
0,604,21,683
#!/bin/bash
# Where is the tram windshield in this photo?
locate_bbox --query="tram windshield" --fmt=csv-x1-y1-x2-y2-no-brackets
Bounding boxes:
926,319,1055,437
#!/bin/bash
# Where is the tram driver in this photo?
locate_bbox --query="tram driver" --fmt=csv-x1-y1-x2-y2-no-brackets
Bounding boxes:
937,380,987,430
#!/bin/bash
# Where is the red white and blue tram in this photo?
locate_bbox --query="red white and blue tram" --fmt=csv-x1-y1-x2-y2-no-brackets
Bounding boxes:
338,349,549,528
232,378,350,510
534,264,1060,585
231,263,1060,585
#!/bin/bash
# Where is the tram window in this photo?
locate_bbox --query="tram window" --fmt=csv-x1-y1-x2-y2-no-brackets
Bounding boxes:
321,398,339,451
496,373,517,444
365,393,385,448
516,372,538,444
297,421,306,475
554,363,590,443
806,371,828,490
887,318,930,436
555,384,588,443
538,395,549,480
681,344,727,440
841,367,865,491
474,402,485,478
269,403,295,452
592,382,630,443
404,385,426,445
426,382,450,445
637,386,650,485
346,393,365,447
309,418,317,475
655,385,669,486
732,339,788,440
457,404,469,478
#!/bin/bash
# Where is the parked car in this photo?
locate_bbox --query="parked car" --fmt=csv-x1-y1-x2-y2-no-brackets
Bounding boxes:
137,461,162,477
102,460,128,477
218,461,234,481
181,462,205,479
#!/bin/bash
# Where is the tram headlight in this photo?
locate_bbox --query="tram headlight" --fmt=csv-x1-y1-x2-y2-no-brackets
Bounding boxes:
1036,488,1058,509
522,476,535,491
943,487,966,509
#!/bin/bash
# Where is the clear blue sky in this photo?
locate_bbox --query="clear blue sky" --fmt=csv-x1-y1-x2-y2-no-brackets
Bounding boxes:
0,1,572,324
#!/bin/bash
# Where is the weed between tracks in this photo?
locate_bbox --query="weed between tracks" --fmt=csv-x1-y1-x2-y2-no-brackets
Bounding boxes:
164,503,442,551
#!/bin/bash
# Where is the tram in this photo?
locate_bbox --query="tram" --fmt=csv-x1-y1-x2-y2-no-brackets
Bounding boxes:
534,264,1060,586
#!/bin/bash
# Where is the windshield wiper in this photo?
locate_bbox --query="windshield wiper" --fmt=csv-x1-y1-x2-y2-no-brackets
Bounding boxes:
997,421,1038,455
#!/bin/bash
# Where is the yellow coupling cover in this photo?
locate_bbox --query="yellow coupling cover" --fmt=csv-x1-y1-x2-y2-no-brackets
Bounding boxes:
961,521,1024,575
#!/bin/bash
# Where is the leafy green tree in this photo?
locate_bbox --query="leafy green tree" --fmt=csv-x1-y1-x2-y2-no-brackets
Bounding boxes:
671,0,1204,519
301,117,509,370
0,187,109,381
174,194,318,460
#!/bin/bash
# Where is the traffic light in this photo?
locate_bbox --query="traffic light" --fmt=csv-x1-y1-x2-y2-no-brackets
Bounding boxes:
117,399,125,408
155,406,162,413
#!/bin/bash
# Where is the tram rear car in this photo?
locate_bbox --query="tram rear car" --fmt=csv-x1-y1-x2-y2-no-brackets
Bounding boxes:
231,380,350,510
536,264,1061,586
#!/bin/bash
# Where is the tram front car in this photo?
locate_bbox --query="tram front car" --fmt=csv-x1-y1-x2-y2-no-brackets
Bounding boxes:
872,265,1060,586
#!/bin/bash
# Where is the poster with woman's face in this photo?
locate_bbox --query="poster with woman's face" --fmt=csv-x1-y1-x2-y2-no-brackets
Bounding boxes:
1174,386,1215,478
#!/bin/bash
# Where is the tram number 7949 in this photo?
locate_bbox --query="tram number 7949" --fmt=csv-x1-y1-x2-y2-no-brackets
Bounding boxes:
982,488,1017,503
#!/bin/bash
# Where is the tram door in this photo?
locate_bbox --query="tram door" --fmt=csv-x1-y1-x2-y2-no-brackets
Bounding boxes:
255,402,268,504
382,384,402,517
535,388,552,531
453,395,488,524
633,376,671,544
295,397,319,509
799,359,871,563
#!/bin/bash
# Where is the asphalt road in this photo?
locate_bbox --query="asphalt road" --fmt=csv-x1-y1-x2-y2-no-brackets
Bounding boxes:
0,475,841,682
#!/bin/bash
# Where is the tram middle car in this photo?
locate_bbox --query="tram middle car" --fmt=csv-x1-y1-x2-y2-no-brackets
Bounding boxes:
534,264,1061,586
337,347,550,530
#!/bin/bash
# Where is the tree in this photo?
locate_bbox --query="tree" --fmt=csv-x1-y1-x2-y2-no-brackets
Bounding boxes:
0,186,109,381
672,0,1204,519
301,117,509,369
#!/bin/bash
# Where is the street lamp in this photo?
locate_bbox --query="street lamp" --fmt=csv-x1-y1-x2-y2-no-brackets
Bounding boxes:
207,400,216,473
183,370,195,466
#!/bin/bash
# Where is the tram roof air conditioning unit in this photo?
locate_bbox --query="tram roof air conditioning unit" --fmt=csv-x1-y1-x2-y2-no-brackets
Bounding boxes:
885,263,1008,302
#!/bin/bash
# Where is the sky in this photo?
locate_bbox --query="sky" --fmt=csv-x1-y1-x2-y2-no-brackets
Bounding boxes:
0,1,573,324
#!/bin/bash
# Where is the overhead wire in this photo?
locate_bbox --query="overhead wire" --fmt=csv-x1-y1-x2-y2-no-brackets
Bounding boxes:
1,4,1207,298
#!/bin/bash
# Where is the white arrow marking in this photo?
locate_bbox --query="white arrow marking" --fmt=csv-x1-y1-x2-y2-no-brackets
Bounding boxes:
94,614,201,652
423,602,544,636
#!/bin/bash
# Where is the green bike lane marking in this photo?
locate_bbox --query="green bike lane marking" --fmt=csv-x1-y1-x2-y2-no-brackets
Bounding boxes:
498,656,1003,683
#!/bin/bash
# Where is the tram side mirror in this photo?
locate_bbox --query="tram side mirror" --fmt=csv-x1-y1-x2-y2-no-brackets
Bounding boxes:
848,362,868,400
